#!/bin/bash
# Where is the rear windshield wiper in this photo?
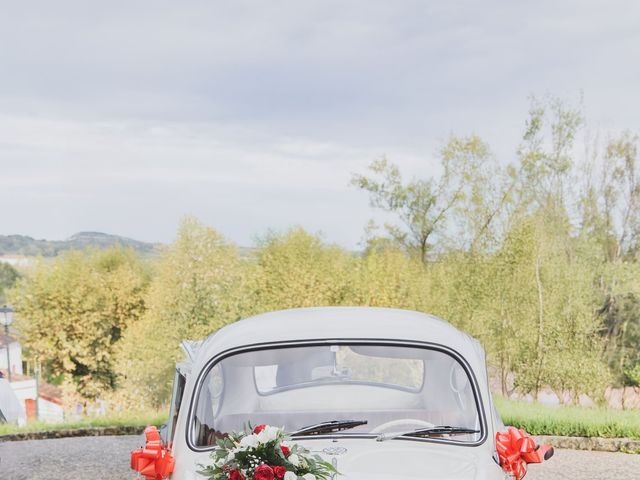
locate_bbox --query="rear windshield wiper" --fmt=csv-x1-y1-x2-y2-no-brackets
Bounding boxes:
290,420,368,436
376,425,480,442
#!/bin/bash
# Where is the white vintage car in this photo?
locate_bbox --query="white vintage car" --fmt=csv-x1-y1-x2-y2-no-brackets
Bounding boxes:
150,307,545,480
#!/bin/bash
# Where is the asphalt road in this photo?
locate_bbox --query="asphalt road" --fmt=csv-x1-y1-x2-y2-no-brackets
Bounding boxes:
1,435,639,479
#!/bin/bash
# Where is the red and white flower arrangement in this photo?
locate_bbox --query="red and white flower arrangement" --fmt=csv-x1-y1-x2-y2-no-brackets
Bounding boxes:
199,424,338,480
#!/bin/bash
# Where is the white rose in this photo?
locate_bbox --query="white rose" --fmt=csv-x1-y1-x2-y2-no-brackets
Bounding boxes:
288,454,300,467
284,472,297,480
302,474,316,480
239,434,259,449
256,425,281,443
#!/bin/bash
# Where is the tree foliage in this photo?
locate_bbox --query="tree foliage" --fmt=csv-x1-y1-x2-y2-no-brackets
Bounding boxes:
8,94,640,409
349,94,632,403
9,247,149,398
0,262,20,304
351,136,495,260
115,217,256,406
254,228,354,310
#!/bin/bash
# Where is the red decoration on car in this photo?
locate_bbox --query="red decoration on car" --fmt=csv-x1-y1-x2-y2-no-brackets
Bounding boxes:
496,427,554,480
130,426,175,480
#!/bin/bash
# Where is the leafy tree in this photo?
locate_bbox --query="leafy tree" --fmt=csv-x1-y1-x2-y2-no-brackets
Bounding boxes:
515,95,583,211
9,247,149,399
350,246,427,310
348,95,616,403
598,263,640,400
352,135,496,261
603,132,640,260
0,262,20,303
576,131,640,400
625,363,640,390
115,217,255,407
254,227,355,310
474,214,610,401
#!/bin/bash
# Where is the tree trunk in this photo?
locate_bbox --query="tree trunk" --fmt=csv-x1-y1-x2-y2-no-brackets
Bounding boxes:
534,255,545,398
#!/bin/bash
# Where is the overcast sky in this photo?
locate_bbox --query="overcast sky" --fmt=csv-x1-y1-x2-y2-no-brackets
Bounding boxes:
1,1,639,248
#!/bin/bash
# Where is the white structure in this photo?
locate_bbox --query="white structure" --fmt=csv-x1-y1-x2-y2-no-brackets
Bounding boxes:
0,255,34,267
7,373,64,424
0,333,64,424
0,377,25,424
38,383,65,423
0,333,24,376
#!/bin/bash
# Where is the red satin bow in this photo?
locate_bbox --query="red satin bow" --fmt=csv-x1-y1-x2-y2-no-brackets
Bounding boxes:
131,426,175,480
495,427,553,480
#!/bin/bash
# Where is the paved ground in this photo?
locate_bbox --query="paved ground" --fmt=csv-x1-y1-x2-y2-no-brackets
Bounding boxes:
526,447,640,479
1,435,639,479
0,435,140,480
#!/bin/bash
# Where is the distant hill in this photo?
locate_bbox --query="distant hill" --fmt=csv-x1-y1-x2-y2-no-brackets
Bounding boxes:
0,232,159,257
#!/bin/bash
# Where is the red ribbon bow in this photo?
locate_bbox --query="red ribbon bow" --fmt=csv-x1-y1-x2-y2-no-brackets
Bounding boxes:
495,427,554,480
130,426,175,480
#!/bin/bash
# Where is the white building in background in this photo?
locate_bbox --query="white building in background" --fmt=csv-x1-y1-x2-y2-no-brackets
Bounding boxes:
0,333,64,424
0,255,34,267
0,332,24,375
7,372,64,423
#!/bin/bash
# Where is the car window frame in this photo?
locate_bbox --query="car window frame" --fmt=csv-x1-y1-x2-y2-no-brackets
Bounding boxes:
186,338,489,452
166,368,187,445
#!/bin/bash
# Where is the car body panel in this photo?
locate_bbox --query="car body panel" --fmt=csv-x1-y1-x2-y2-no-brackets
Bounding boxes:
167,307,505,479
171,438,504,480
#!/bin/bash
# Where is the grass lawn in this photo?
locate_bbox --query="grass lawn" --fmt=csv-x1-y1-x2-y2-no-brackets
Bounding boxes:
0,410,167,437
2,399,639,440
495,396,640,439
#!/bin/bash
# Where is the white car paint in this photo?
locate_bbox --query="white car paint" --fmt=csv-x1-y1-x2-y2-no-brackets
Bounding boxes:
167,307,507,480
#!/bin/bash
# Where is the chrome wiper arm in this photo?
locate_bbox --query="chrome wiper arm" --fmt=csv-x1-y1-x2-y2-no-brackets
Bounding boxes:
376,425,480,442
290,419,368,436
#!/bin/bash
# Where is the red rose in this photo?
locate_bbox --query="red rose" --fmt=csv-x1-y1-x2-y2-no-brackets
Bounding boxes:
273,466,286,479
280,445,290,457
253,424,266,434
228,469,245,480
254,465,274,480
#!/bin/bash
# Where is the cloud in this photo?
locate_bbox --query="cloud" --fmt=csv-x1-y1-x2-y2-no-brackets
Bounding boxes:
1,1,639,246
0,114,421,187
0,113,427,246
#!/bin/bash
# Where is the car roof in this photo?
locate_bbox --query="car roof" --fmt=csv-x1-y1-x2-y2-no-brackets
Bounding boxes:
190,307,487,375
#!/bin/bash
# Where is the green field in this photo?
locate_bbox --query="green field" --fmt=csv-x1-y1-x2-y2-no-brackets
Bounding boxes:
495,396,640,440
2,399,640,440
0,411,167,437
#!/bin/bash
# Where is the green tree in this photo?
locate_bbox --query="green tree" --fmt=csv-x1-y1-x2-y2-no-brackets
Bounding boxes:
0,262,20,303
254,227,355,310
352,135,496,261
116,217,255,406
597,262,640,402
350,247,427,310
515,95,583,211
577,131,640,401
10,247,149,398
604,132,640,259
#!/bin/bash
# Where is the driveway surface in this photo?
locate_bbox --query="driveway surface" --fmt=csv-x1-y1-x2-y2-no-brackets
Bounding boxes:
1,435,639,479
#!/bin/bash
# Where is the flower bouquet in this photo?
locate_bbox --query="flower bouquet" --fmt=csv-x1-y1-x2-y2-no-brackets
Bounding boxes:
199,424,338,480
